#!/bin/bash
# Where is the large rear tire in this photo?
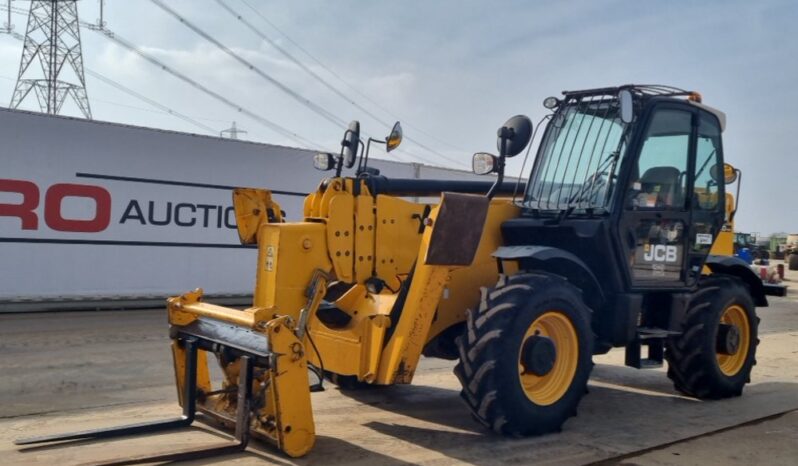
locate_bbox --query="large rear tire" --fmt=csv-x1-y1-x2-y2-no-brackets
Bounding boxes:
665,275,759,398
453,272,593,436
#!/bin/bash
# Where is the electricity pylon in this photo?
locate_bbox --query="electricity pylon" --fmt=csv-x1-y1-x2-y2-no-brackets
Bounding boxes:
10,0,92,119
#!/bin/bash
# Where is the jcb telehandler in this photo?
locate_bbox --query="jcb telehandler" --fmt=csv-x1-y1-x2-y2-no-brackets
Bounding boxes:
18,85,766,461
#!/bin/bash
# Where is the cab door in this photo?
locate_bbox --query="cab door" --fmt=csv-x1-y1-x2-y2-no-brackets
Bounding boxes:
685,112,726,285
619,106,695,289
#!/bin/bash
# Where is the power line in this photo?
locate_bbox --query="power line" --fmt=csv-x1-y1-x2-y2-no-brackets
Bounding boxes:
237,0,469,154
1,2,469,168
227,0,469,167
2,6,415,162
86,69,219,135
215,0,385,125
93,97,229,125
150,0,346,128
93,97,188,115
2,19,221,136
87,26,323,149
149,0,416,163
157,0,467,168
0,1,25,21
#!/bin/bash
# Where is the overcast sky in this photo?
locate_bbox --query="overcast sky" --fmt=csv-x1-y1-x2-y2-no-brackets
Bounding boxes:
1,0,796,235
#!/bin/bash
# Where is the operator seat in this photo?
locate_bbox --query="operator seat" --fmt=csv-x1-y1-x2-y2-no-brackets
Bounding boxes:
639,166,682,208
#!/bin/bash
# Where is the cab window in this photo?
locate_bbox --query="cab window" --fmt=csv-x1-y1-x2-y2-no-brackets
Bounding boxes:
627,110,692,210
693,114,723,210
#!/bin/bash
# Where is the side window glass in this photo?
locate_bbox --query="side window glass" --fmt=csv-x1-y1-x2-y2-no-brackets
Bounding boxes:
627,110,691,210
693,114,723,210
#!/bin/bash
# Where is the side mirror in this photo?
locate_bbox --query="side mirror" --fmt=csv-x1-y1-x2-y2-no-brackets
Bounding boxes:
724,163,738,184
496,115,533,158
386,121,402,152
472,152,498,175
710,162,738,184
313,152,336,171
342,121,360,169
618,89,634,123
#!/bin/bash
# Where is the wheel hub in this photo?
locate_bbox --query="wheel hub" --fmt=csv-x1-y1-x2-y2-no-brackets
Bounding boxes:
716,323,740,355
522,336,557,376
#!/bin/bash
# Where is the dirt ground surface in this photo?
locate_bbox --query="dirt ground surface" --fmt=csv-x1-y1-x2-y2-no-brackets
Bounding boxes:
1,264,796,465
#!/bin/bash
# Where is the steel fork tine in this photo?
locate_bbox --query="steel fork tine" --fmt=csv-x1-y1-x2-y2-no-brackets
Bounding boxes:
15,338,199,446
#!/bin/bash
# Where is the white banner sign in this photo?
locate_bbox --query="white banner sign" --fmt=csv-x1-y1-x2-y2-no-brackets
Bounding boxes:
0,108,477,302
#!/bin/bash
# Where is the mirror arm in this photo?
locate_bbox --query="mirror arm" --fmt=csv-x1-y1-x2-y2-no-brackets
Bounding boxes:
358,138,371,174
486,158,505,199
487,136,510,199
355,138,366,174
729,169,741,222
334,148,344,177
356,139,365,172
359,137,385,175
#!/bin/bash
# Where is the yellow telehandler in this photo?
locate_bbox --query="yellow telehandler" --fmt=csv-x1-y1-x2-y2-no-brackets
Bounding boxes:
17,85,768,462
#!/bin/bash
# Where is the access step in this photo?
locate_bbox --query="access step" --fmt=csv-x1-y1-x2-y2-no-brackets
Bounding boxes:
625,328,681,369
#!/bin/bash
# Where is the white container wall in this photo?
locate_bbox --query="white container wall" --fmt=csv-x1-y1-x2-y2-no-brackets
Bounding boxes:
0,108,490,307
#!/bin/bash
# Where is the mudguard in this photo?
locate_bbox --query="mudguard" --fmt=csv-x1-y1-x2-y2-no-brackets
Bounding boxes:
492,245,605,310
704,255,768,306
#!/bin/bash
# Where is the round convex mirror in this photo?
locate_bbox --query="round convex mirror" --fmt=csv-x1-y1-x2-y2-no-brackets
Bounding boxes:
710,162,738,184
386,122,403,152
496,115,533,158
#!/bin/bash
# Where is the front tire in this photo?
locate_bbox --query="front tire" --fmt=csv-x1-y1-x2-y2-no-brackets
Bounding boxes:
665,275,759,398
453,272,593,436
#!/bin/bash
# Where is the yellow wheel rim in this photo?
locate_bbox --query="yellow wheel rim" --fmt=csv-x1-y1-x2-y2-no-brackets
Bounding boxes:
716,304,750,376
518,311,579,406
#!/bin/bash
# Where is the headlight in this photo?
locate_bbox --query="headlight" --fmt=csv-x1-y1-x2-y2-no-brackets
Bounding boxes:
313,152,336,171
472,152,497,175
543,96,559,109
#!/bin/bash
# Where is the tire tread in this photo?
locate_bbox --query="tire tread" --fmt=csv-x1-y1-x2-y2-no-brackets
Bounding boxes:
454,272,592,436
665,275,759,399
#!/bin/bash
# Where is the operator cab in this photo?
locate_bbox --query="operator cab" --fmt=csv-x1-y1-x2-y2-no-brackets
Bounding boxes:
502,85,728,295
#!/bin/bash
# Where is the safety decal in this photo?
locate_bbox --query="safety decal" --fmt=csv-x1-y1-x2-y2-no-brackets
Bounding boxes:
696,233,713,245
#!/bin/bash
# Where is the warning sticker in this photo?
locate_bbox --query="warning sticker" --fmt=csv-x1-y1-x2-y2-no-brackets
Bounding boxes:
696,233,713,245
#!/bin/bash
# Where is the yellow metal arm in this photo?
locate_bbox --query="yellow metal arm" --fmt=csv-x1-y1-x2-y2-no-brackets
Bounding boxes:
167,288,274,329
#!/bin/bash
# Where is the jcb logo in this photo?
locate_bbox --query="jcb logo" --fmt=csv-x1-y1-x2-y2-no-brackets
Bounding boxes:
643,244,678,263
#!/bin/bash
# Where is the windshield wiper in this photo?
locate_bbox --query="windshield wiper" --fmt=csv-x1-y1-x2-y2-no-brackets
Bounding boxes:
566,150,618,206
567,174,604,205
694,149,717,180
